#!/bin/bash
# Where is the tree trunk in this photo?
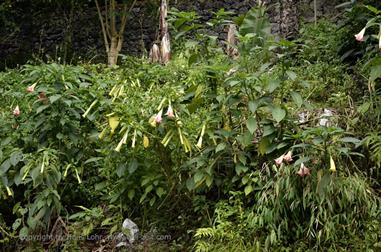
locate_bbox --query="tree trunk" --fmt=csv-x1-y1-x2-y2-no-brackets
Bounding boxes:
107,36,122,66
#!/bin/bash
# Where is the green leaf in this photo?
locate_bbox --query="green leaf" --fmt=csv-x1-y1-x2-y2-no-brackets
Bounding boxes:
339,137,361,144
215,143,226,153
239,6,271,39
101,217,113,226
94,182,107,191
248,101,258,113
128,189,135,200
291,91,303,108
30,166,40,184
110,224,118,235
10,151,23,166
144,185,153,194
272,106,286,123
258,137,270,155
12,218,21,231
244,185,253,195
205,176,212,187
286,71,297,80
36,105,50,114
19,226,29,239
128,159,138,174
156,187,165,198
235,164,248,175
370,65,381,81
116,164,126,178
357,102,370,114
246,117,257,134
365,5,381,14
0,159,11,175
236,131,253,147
194,171,204,183
317,171,331,196
84,157,103,164
263,125,275,136
149,197,156,206
186,178,195,191
267,79,280,93
49,94,62,104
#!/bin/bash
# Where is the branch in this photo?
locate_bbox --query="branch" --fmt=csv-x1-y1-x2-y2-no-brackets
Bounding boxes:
110,0,116,36
104,0,111,39
118,0,137,37
95,0,110,52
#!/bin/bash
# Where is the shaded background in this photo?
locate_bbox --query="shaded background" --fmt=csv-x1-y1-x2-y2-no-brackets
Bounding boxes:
0,0,341,69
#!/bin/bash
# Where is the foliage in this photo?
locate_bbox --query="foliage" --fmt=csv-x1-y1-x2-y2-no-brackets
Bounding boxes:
0,4,380,251
194,170,380,251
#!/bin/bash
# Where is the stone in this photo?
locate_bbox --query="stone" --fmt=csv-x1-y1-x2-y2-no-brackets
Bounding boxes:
318,109,333,127
122,218,139,244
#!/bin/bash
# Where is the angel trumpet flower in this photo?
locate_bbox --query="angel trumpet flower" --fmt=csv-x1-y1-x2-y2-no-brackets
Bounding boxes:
165,105,174,118
275,154,285,166
283,151,293,163
155,109,163,124
354,27,366,42
26,83,37,93
13,105,20,117
297,163,311,177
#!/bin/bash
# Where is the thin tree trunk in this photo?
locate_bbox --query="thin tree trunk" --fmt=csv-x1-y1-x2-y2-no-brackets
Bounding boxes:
108,37,119,66
95,0,137,66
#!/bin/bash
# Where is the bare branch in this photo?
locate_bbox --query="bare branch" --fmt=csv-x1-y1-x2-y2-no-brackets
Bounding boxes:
118,3,128,37
110,0,116,36
119,0,137,37
95,0,110,53
104,0,111,39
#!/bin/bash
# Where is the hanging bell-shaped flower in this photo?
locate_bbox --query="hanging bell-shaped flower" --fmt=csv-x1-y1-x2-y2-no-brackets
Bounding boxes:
165,105,174,118
26,83,37,93
13,105,20,117
354,27,366,42
283,151,293,163
275,154,284,166
297,163,311,177
155,109,163,124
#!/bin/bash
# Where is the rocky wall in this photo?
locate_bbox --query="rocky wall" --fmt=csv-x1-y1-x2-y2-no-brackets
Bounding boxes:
0,0,340,69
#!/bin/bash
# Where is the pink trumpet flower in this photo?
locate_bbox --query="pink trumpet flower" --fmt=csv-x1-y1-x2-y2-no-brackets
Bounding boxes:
283,151,293,163
155,109,163,124
354,27,366,42
13,105,20,117
26,83,37,93
379,36,381,50
297,163,311,177
165,105,174,118
275,154,285,166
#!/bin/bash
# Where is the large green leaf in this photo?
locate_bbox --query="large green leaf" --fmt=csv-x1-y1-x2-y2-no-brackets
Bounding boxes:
244,184,253,195
272,106,286,123
291,91,303,108
239,6,271,39
267,79,281,93
370,65,381,81
248,101,258,113
246,116,258,134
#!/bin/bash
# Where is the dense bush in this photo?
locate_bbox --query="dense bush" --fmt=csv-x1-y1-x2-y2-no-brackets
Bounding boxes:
0,4,380,251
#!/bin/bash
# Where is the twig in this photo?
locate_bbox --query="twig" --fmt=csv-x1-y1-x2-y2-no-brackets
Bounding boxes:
95,0,110,53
